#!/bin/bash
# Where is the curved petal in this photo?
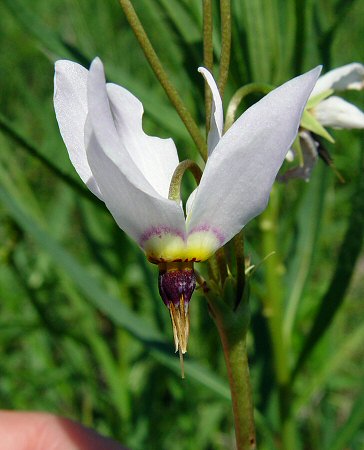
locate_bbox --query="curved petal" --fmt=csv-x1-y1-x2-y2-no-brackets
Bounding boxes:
106,83,179,198
314,96,364,129
311,63,364,97
86,58,154,196
186,67,321,250
198,67,223,155
53,60,102,199
186,187,197,217
86,58,186,257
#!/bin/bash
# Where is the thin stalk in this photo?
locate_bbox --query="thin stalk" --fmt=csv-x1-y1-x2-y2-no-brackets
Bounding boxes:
168,159,202,202
213,247,228,287
220,335,255,450
118,0,207,159
203,0,213,133
224,83,274,131
260,186,296,449
208,293,256,450
218,0,231,98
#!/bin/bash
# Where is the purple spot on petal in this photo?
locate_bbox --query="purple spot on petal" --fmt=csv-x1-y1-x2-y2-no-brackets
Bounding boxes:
188,225,225,244
139,225,186,247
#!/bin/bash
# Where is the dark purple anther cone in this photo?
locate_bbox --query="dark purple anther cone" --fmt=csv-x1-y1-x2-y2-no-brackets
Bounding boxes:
158,262,196,307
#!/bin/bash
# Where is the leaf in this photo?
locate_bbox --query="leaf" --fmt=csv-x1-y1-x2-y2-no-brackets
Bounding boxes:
306,89,334,109
294,320,364,414
2,0,189,141
155,0,201,44
283,164,328,343
293,146,364,377
240,0,272,82
324,386,364,450
0,112,93,203
0,183,231,400
301,110,335,143
2,0,69,57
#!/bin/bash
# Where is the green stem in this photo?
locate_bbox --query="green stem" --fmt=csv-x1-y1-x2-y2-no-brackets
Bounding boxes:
215,247,228,286
218,0,231,99
118,0,207,160
168,159,202,202
224,83,274,131
208,292,256,450
260,186,296,449
221,336,255,450
203,0,213,134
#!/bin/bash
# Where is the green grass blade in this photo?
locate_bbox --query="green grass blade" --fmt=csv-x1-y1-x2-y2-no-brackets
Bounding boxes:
294,320,364,414
325,387,364,450
279,0,296,78
263,0,282,83
283,164,328,344
294,147,364,377
0,183,230,400
155,0,201,44
2,0,189,142
240,0,271,82
2,0,71,57
0,112,94,203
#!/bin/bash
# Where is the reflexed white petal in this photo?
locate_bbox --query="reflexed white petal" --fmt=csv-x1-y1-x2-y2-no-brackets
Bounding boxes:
86,58,152,195
53,60,102,199
106,83,179,198
311,63,364,96
314,96,364,129
198,67,223,154
86,122,186,247
186,188,197,217
187,67,321,249
86,58,186,246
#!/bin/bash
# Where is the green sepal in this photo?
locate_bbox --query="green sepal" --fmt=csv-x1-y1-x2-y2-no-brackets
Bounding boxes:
207,276,251,343
306,89,334,109
223,276,237,310
301,109,335,143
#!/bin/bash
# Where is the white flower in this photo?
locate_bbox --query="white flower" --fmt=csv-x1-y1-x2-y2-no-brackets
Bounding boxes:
54,57,320,264
309,63,364,129
54,57,319,359
283,63,364,182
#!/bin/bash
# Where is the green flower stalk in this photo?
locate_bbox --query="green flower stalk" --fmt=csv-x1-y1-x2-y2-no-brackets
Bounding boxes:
118,0,207,160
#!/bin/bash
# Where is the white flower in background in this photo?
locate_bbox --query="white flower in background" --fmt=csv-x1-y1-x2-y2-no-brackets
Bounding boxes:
309,63,364,129
283,63,364,182
54,57,319,357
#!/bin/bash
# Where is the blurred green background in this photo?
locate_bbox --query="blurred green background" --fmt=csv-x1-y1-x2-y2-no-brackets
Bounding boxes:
0,0,363,449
